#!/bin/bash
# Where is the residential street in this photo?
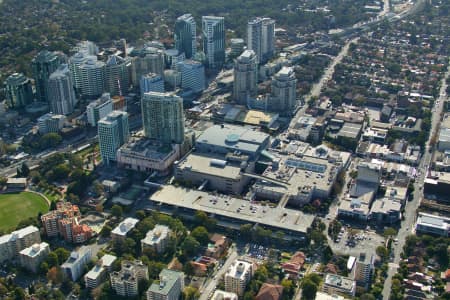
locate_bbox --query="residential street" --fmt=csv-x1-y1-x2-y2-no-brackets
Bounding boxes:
381,60,450,300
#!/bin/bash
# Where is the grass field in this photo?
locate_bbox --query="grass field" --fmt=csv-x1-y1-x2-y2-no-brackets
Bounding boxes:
0,192,49,232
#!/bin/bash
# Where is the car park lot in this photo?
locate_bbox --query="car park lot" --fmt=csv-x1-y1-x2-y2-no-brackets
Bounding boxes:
330,226,386,256
246,243,270,261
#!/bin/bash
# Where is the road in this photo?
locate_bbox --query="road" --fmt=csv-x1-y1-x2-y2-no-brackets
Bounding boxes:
289,37,359,130
199,248,238,300
0,135,98,178
381,60,450,300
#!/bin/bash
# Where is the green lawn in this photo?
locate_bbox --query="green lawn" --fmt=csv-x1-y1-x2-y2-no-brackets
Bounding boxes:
0,192,49,232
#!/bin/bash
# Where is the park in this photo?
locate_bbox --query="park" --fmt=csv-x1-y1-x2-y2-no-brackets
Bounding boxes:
0,192,49,232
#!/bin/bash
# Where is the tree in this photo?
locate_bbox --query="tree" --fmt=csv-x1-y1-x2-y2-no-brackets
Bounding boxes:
111,204,123,218
181,236,200,257
39,262,49,274
47,267,64,284
183,286,200,300
183,262,195,277
190,226,209,245
194,211,216,230
54,248,70,264
92,180,104,196
136,217,155,235
360,293,376,300
0,176,7,188
17,162,30,177
301,279,318,299
240,224,253,239
376,246,389,261
40,133,62,149
281,279,295,299
136,210,146,220
383,227,397,238
46,252,59,267
14,287,26,300
100,225,112,237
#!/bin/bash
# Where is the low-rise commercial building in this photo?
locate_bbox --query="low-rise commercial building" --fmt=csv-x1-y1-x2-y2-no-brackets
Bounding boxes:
196,125,270,160
61,246,92,281
19,242,50,273
149,185,315,240
117,137,182,175
174,153,252,195
424,171,450,202
6,178,27,189
415,213,450,237
254,145,351,206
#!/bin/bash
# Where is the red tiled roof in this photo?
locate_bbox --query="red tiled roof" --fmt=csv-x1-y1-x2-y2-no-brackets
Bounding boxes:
255,283,283,300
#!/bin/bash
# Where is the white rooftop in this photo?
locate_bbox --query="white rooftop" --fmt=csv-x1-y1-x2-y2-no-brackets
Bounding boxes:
112,218,139,237
19,242,49,258
150,185,314,234
141,225,170,246
416,213,450,231
0,226,39,245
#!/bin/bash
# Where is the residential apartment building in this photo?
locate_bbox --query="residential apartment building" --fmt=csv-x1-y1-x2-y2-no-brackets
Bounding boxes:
140,73,164,95
111,218,139,242
247,17,275,64
146,269,184,300
0,226,41,263
4,73,33,108
225,260,253,297
178,60,205,93
141,92,185,144
85,254,117,289
131,46,165,87
269,66,297,115
37,113,66,134
78,57,105,99
202,16,225,69
19,242,50,273
31,50,63,102
104,55,131,97
233,50,258,105
174,14,197,59
98,110,129,164
47,64,77,115
41,202,93,243
211,290,238,300
68,51,95,93
61,246,92,281
141,225,171,254
322,274,356,297
111,260,149,297
348,253,375,290
86,93,114,126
